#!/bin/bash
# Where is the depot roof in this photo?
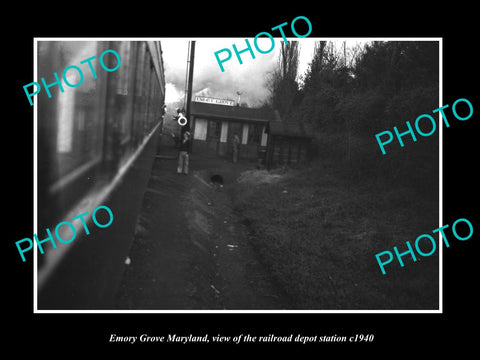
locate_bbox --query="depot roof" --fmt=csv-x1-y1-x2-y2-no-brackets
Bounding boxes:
266,110,315,139
190,101,274,123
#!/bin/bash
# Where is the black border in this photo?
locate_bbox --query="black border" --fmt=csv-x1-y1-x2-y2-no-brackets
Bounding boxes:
6,6,478,354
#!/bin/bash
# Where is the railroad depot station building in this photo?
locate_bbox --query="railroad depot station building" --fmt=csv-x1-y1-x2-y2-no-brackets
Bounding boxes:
189,96,314,167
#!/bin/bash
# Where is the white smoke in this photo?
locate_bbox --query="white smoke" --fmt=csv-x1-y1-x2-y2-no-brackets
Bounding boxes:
162,38,279,108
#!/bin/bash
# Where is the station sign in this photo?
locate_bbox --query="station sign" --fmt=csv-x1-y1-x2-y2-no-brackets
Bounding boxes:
194,96,236,106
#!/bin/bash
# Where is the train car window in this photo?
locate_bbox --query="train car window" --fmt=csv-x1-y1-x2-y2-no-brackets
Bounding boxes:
116,42,131,96
40,41,107,190
132,42,146,146
118,41,135,147
143,49,152,136
56,88,75,153
103,41,138,168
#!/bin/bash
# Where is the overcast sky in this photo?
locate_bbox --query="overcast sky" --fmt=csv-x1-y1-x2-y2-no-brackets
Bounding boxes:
161,38,365,108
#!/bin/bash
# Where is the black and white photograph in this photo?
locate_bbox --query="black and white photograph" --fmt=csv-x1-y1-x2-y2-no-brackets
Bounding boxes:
33,38,441,312
5,7,478,354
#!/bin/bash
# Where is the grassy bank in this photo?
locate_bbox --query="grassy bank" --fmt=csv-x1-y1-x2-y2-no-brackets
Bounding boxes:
230,159,439,310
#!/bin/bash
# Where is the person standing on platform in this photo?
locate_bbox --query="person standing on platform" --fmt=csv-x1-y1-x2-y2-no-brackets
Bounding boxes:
177,131,191,175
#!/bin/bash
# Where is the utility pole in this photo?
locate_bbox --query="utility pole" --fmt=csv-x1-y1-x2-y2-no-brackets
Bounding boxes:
180,40,196,155
184,40,196,132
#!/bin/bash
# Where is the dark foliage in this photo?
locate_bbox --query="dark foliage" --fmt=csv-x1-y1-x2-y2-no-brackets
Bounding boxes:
269,40,440,193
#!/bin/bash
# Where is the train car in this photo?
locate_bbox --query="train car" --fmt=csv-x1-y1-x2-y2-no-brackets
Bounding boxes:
35,40,166,309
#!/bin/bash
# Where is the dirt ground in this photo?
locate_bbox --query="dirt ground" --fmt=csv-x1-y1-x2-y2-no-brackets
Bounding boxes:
115,134,292,310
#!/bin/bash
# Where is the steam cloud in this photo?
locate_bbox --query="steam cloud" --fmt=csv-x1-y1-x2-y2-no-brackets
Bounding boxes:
162,39,279,108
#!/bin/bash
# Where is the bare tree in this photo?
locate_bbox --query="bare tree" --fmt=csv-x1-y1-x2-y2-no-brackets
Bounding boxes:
267,41,300,116
279,41,299,82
